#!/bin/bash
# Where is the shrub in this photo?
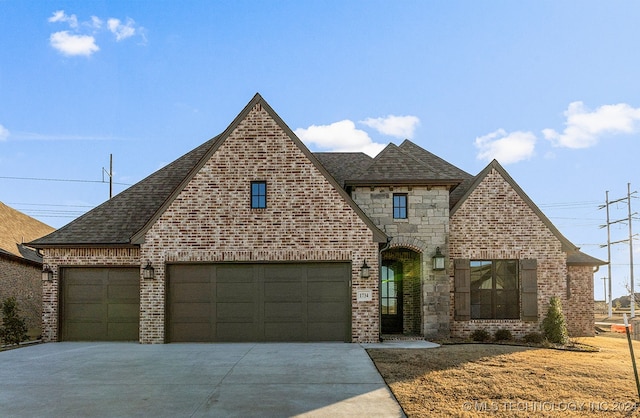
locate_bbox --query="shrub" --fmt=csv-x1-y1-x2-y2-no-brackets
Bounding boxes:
0,297,28,346
471,329,491,342
494,329,513,341
542,296,569,345
523,332,544,344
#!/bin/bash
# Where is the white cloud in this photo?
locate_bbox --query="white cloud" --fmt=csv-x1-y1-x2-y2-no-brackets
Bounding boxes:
359,115,420,139
90,16,103,30
543,101,640,149
295,120,386,157
107,18,136,41
475,129,537,165
50,31,99,56
0,124,9,141
48,10,143,56
48,10,78,28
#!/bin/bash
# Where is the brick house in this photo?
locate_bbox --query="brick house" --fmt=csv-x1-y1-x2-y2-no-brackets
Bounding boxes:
0,202,55,335
30,94,604,343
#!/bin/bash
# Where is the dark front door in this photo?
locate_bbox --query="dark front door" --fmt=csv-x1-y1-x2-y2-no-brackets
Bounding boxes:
381,262,403,333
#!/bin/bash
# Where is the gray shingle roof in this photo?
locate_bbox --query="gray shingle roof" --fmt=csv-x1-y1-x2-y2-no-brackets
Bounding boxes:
30,136,219,246
313,152,373,187
317,141,468,187
397,140,474,208
567,250,607,266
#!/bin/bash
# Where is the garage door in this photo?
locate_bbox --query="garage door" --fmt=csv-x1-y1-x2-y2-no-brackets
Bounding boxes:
167,263,351,342
61,267,140,341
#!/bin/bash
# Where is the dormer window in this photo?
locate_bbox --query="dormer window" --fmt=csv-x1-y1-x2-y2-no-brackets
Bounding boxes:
251,181,267,209
393,194,407,219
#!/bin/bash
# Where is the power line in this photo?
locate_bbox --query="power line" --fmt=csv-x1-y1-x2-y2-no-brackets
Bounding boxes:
7,202,94,208
0,175,131,186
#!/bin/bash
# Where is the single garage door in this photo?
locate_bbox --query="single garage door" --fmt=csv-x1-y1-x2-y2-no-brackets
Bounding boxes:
60,267,140,341
167,263,351,342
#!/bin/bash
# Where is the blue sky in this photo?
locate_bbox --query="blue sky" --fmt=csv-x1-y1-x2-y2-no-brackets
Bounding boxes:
1,1,639,300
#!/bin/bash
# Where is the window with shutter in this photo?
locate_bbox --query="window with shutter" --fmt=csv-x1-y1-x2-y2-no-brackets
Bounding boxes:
520,259,538,321
456,258,536,321
454,259,470,321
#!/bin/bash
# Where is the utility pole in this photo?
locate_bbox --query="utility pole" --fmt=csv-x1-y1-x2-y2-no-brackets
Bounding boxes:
600,185,638,318
102,154,113,199
601,191,614,318
628,183,636,318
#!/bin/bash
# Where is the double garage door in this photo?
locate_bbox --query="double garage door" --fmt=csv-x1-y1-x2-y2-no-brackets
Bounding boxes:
60,263,351,342
167,263,351,342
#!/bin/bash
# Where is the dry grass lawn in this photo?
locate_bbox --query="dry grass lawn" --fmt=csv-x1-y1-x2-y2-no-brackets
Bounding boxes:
369,334,640,417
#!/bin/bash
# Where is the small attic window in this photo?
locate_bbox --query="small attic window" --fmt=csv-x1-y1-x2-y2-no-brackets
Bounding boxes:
251,181,267,209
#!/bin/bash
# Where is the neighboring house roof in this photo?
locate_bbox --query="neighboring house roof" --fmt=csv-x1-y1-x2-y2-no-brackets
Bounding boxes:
450,160,577,252
30,94,388,248
0,201,54,262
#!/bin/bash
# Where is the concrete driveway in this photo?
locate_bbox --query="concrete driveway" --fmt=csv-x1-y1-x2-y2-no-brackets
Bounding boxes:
0,342,405,417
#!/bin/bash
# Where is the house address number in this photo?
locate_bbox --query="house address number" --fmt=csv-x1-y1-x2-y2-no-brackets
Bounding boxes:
357,289,372,302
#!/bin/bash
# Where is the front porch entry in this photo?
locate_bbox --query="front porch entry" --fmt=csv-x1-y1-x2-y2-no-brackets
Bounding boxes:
381,248,421,335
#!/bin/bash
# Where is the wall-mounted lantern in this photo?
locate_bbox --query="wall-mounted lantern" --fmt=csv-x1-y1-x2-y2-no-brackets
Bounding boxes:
42,265,53,282
360,259,370,278
142,261,155,280
432,247,445,271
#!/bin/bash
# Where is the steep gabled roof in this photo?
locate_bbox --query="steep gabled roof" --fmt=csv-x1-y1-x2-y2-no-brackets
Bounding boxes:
31,94,387,247
0,202,54,258
450,159,579,253
345,142,463,187
398,140,473,180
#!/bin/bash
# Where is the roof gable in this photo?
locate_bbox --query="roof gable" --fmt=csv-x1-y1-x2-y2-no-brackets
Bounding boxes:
31,94,387,247
450,159,578,252
132,93,386,244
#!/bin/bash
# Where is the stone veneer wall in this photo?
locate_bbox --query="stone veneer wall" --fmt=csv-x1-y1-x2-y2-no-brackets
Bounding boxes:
0,257,42,335
140,103,380,343
449,168,592,338
352,186,450,337
41,247,141,342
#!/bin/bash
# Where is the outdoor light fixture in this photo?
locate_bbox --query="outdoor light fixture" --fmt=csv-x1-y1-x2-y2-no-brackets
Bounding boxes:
142,261,155,280
42,265,53,282
360,259,370,278
432,247,445,271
